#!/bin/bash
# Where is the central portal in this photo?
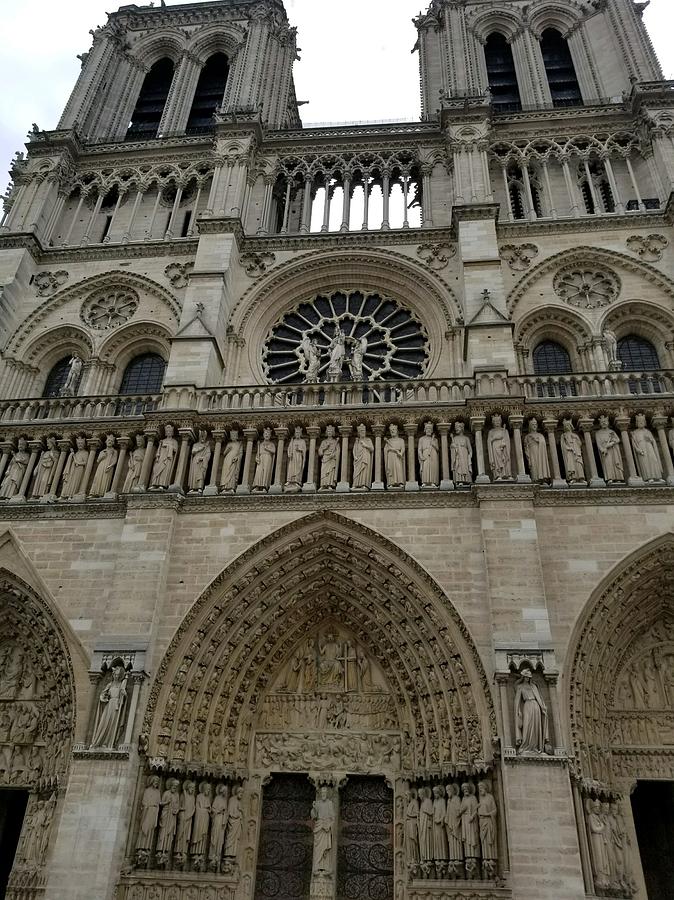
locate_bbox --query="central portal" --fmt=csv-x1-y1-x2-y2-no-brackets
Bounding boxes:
632,781,674,900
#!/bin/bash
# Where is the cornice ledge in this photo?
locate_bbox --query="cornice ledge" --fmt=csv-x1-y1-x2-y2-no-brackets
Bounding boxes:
0,500,125,521
242,226,455,252
196,216,244,244
42,239,198,265
498,211,666,237
453,204,500,227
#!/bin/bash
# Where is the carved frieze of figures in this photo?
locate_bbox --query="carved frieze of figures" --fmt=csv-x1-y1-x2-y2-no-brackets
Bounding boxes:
89,657,131,750
583,793,635,898
257,693,396,731
0,640,47,788
15,792,57,868
405,776,499,881
613,643,674,712
254,731,401,772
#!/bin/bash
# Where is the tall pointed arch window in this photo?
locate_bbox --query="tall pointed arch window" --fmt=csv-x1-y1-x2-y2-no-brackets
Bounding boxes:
617,336,660,371
43,356,77,398
540,29,582,107
533,339,575,397
126,57,175,141
186,53,230,134
119,353,166,395
484,33,521,112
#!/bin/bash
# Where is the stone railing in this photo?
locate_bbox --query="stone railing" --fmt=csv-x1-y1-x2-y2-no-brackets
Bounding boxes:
0,393,161,424
0,404,672,505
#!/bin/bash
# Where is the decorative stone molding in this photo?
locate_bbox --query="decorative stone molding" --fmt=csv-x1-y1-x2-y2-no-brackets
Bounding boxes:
164,262,194,289
80,288,139,331
500,244,539,272
553,265,620,310
34,270,68,297
416,242,455,270
625,233,668,262
239,250,276,277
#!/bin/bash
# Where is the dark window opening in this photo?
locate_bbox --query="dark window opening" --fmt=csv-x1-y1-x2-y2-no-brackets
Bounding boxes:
509,183,526,220
101,215,113,242
125,57,174,141
598,178,615,213
540,28,582,107
580,181,595,215
533,340,575,397
617,335,660,371
0,789,29,898
631,781,674,900
485,33,521,112
186,53,229,134
119,353,166,395
180,211,192,238
43,356,78,398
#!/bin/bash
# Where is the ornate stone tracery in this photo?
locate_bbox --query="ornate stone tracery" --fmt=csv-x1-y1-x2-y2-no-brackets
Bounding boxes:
553,265,620,310
80,288,140,331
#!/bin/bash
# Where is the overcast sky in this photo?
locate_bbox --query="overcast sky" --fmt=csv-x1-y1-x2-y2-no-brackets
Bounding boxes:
1,0,673,192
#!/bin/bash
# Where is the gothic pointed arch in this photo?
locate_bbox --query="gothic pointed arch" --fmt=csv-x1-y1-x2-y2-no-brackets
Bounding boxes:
142,512,496,776
567,533,674,789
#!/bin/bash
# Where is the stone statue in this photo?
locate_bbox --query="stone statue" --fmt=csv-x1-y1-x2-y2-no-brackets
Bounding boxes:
586,798,611,891
136,775,162,860
445,783,463,871
311,786,335,875
190,781,212,864
0,438,29,499
478,781,498,877
326,328,346,383
418,422,439,487
149,425,178,490
384,424,406,488
285,426,307,490
318,631,343,687
608,801,630,891
0,644,24,700
304,337,322,383
595,415,624,482
318,425,340,491
352,424,374,491
156,778,180,862
59,354,83,396
602,329,621,369
432,785,448,872
523,419,550,482
88,434,118,497
560,419,585,483
220,431,243,493
188,430,211,493
460,782,480,873
32,437,59,499
404,787,420,870
209,783,229,870
487,415,512,480
89,658,128,749
451,421,473,484
631,414,663,482
123,435,145,493
174,780,196,865
514,666,549,753
60,436,89,499
348,335,367,381
24,794,56,864
224,784,243,860
418,787,434,865
252,428,275,492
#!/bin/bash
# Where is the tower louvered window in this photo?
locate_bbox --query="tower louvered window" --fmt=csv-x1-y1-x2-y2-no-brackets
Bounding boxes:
541,29,582,107
126,57,175,140
186,53,229,134
484,33,521,112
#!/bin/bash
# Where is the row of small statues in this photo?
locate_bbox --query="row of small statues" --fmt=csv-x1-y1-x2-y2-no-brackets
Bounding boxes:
405,779,498,880
135,775,244,872
1,412,672,501
584,797,635,898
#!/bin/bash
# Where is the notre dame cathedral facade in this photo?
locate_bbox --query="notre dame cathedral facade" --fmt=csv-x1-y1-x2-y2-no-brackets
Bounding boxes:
0,1,673,898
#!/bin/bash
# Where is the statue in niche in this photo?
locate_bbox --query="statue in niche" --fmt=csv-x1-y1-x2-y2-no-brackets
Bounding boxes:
311,786,335,876
59,354,83,396
89,658,128,750
348,335,367,382
285,426,306,490
0,438,29,499
32,436,59,499
523,419,550,482
156,778,180,864
136,775,161,862
0,644,25,700
326,328,346,383
252,428,275,492
123,434,145,493
514,666,549,753
384,424,406,488
149,425,178,490
432,785,448,872
478,781,498,877
173,780,196,866
404,787,420,870
418,422,439,487
445,783,463,872
487,414,511,480
318,425,340,491
88,434,117,497
60,435,89,499
586,798,611,891
318,631,344,688
190,781,212,866
451,421,473,484
631,414,663,482
188,430,211,493
560,419,585,483
352,423,374,490
595,415,624,482
460,782,480,876
220,430,243,493
209,783,229,870
418,787,434,867
224,784,244,861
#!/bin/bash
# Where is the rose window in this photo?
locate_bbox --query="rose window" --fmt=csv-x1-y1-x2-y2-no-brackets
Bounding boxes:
553,267,619,309
81,289,139,330
262,291,429,384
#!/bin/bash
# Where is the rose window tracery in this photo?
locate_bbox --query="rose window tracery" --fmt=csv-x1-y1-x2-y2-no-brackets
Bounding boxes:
81,288,139,330
553,266,619,309
262,291,429,384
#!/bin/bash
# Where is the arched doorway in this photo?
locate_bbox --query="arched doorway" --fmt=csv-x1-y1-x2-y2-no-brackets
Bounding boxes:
567,535,674,899
118,513,499,900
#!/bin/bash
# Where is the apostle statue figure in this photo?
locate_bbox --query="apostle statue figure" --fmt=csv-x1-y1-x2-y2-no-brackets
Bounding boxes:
224,785,244,862
188,430,211,493
318,425,340,491
220,431,243,493
252,428,276,492
451,422,473,484
384,424,406,488
460,782,480,876
136,776,161,863
88,434,118,498
523,419,550,482
311,786,335,876
478,781,498,878
560,419,585,483
149,425,178,490
445,783,463,874
190,781,212,868
514,666,549,753
404,787,420,872
487,414,511,480
156,779,180,865
174,780,196,867
209,783,229,871
595,415,624,482
89,658,128,749
418,422,439,487
285,426,307,491
352,424,374,490
631,414,663,482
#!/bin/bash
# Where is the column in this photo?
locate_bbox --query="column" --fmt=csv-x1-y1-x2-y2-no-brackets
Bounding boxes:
522,163,537,220
582,160,600,214
543,419,567,488
437,423,453,491
401,173,410,228
624,155,644,211
62,192,86,246
336,425,351,492
371,424,384,491
169,428,192,492
361,173,370,231
421,165,433,227
204,430,224,496
471,416,490,483
43,190,67,245
137,430,157,492
270,426,287,494
510,415,531,483
205,164,223,216
164,185,184,240
541,161,556,218
299,175,313,233
453,147,465,205
404,423,419,491
280,178,293,234
340,174,351,232
320,179,331,233
9,441,41,504
80,192,103,245
258,176,275,235
381,172,390,230
123,189,144,241
108,435,130,498
602,157,624,213
467,146,477,202
652,415,674,486
561,158,579,217
0,446,11,484
236,429,257,494
579,417,604,487
186,182,202,237
103,189,125,242
502,165,514,221
497,677,513,749
44,441,70,502
615,415,643,487
146,187,162,239
302,426,319,493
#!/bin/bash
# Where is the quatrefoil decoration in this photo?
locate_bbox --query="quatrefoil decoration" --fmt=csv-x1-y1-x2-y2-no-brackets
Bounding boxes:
81,288,139,331
553,266,620,310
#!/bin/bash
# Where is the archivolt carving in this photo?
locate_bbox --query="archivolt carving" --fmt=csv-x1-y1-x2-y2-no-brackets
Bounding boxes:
513,305,592,357
142,512,495,775
20,324,94,371
465,6,523,42
567,534,674,788
527,1,589,38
